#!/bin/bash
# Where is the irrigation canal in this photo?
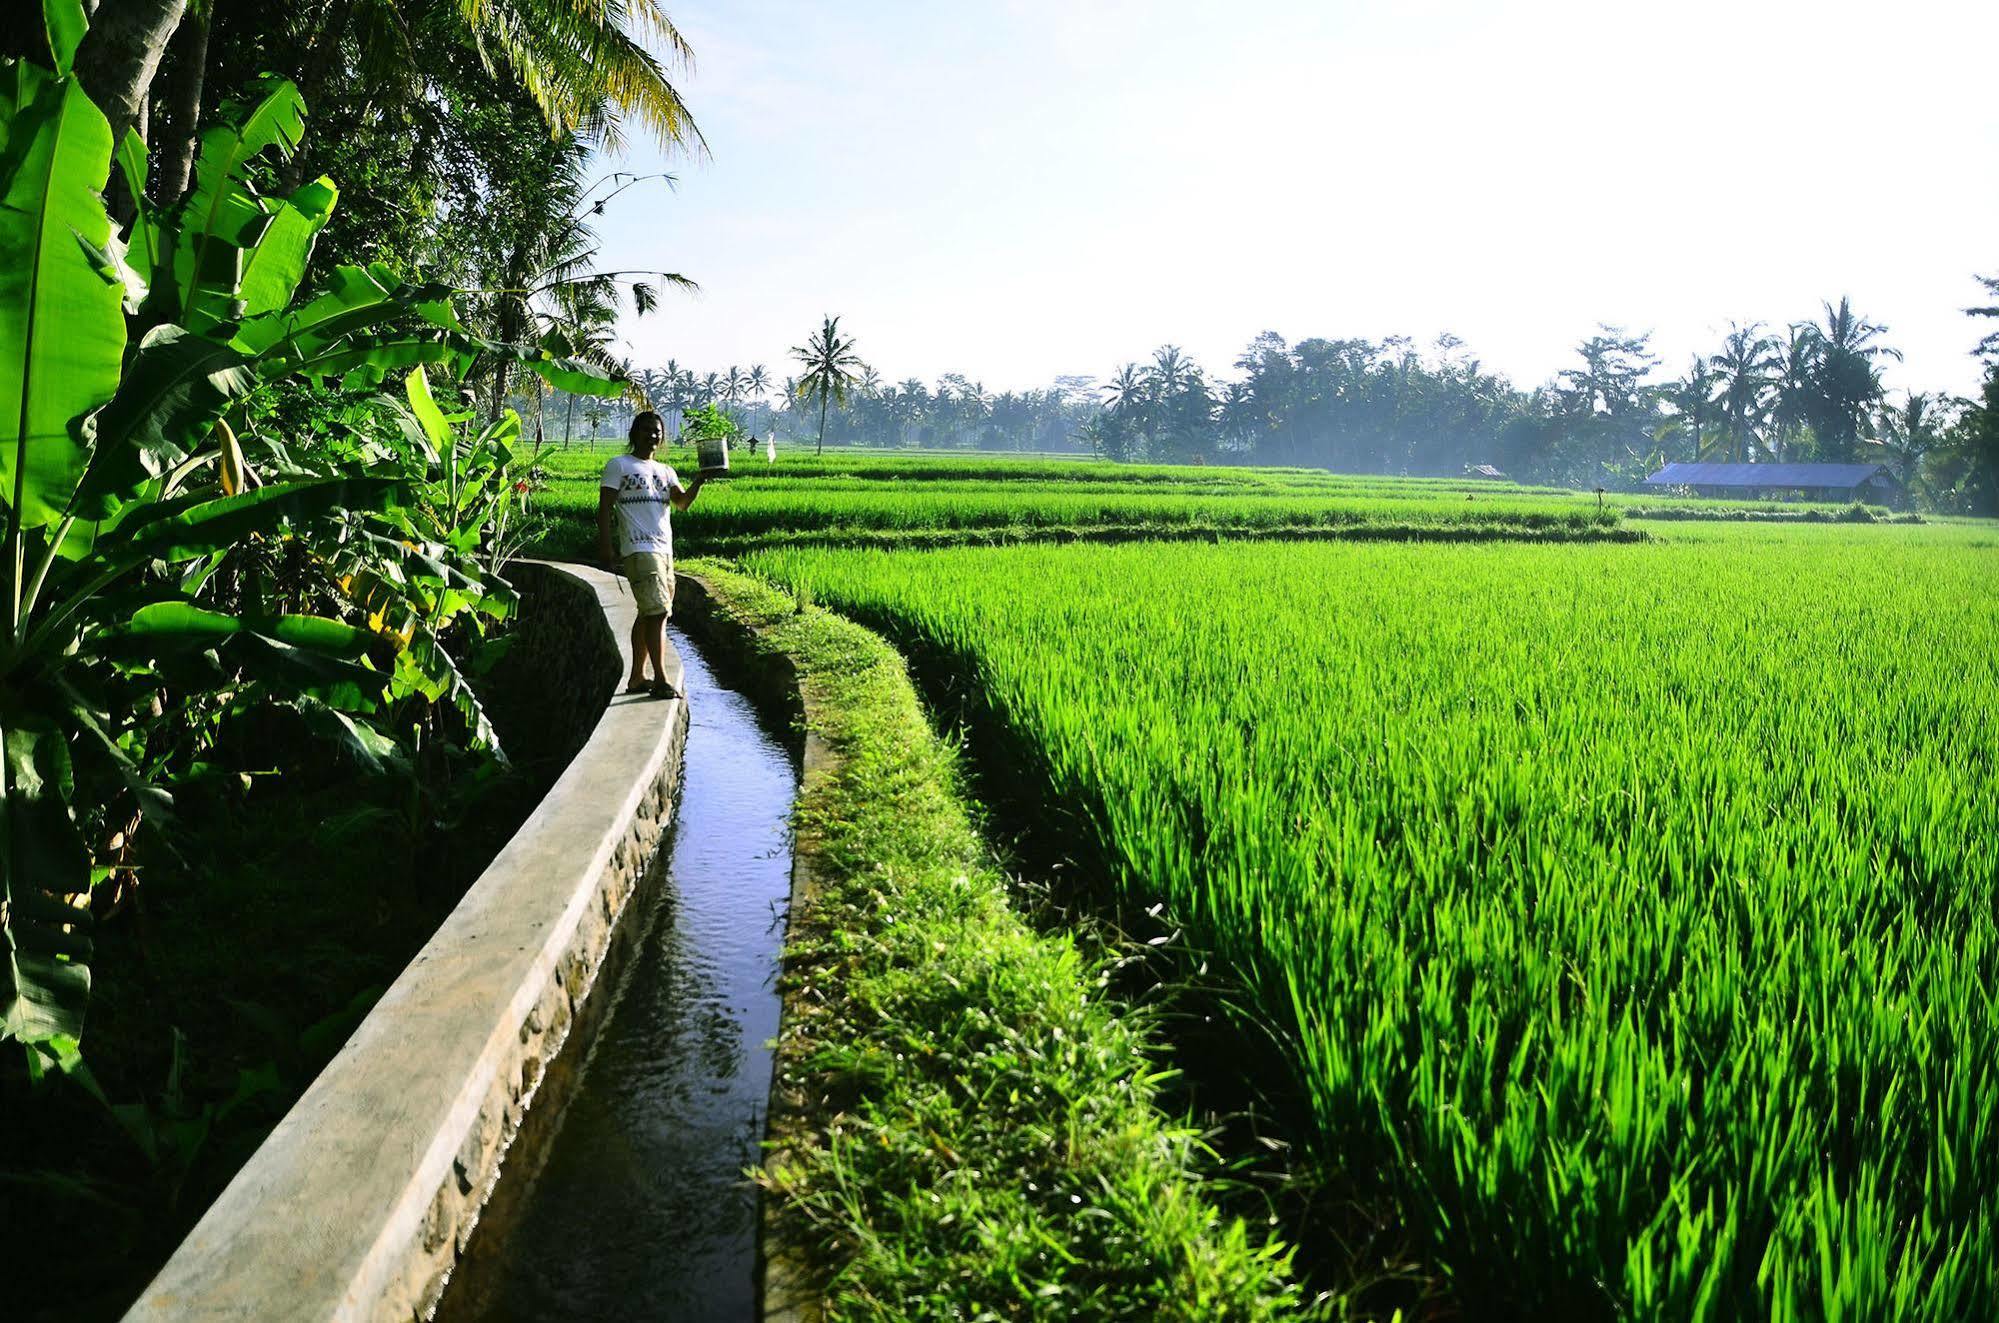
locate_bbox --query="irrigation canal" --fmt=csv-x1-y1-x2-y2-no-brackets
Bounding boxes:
439,626,797,1320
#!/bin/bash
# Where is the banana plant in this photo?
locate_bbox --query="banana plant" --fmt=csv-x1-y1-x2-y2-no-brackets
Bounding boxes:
300,367,541,759
0,2,623,1052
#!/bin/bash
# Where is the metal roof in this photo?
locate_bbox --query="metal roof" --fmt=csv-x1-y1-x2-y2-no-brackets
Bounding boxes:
1644,462,1895,488
1467,464,1507,479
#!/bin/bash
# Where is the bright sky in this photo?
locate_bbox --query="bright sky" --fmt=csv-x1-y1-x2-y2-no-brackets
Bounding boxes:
592,0,1999,400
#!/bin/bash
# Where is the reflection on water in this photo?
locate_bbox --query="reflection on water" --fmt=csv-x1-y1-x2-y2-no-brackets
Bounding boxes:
439,627,796,1321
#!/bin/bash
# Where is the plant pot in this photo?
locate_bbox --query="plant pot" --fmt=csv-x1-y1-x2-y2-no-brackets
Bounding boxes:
695,435,731,476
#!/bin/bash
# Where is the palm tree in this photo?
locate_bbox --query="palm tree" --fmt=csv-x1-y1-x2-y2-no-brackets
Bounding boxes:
1802,297,1901,461
1663,356,1717,461
1102,364,1148,414
790,316,865,455
86,0,706,208
1149,346,1196,399
721,365,746,418
1097,364,1152,462
1771,326,1820,462
1868,392,1951,501
465,152,695,417
747,364,771,401
1970,274,1999,358
1710,322,1780,462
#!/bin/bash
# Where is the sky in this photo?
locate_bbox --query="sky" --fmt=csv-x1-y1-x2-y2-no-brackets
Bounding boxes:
589,0,1999,400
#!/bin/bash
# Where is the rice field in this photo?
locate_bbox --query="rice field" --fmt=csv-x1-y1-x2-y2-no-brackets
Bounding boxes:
527,448,1626,557
739,523,1999,1319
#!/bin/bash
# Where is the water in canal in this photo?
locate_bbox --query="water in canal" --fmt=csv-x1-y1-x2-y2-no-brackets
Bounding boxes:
439,627,796,1321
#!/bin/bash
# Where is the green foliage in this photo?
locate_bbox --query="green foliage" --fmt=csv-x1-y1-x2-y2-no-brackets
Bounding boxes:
743,527,1999,1319
678,401,741,444
0,55,123,528
0,31,615,1050
39,1,86,77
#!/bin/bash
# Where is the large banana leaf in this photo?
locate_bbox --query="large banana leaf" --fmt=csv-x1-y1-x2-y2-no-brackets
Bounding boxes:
41,0,86,77
71,325,257,516
395,637,502,756
0,60,125,529
522,352,626,397
232,263,446,360
304,338,475,387
92,603,386,711
237,176,338,321
113,129,159,280
2,723,93,1043
170,80,306,335
404,364,453,454
105,476,401,565
231,634,384,712
109,601,376,659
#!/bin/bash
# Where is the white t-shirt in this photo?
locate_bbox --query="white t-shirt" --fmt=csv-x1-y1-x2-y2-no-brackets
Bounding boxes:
601,454,680,557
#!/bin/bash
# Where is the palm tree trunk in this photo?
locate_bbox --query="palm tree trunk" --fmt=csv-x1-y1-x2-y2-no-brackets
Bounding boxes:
816,390,829,456
278,0,354,191
488,362,510,425
77,0,188,148
153,4,210,205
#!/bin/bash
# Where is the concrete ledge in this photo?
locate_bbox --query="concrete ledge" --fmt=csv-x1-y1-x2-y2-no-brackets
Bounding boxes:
671,575,826,1323
126,561,689,1323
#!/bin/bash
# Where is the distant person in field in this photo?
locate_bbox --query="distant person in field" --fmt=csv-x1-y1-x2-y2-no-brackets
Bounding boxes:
598,410,705,697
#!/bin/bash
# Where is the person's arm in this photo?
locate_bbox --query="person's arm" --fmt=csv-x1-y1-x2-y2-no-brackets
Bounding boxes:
670,472,706,512
597,486,618,566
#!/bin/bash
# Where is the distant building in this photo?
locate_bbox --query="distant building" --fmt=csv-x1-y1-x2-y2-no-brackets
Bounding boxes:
1643,462,1902,504
1466,464,1507,480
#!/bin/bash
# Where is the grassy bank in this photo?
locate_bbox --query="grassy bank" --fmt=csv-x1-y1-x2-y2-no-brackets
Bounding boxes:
682,562,1309,1320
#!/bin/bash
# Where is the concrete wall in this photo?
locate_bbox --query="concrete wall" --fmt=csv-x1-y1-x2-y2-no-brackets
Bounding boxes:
126,562,688,1323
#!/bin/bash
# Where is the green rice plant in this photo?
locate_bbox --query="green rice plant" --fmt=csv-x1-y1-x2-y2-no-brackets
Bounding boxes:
524,450,1621,560
741,531,1999,1319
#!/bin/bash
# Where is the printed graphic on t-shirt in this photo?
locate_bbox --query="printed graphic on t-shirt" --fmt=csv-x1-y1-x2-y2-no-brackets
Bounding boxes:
601,455,680,556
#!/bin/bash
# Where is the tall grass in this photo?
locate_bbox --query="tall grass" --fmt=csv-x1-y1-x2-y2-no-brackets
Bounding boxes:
742,533,1999,1319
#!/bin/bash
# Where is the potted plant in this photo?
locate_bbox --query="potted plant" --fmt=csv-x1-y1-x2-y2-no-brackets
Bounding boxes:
680,404,740,476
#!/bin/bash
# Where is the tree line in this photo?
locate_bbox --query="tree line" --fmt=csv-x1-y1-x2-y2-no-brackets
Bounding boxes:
627,294,1998,514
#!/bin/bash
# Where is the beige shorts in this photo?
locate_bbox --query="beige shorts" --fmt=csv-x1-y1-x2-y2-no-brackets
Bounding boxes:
623,552,675,617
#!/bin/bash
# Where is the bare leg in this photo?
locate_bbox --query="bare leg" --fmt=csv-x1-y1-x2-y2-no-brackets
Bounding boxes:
627,616,648,690
642,613,669,689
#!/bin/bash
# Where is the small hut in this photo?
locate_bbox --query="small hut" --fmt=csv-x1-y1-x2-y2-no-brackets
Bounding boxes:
1643,462,1902,505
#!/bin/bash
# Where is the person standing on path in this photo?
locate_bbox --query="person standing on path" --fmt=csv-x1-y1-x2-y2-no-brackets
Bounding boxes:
598,410,705,696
